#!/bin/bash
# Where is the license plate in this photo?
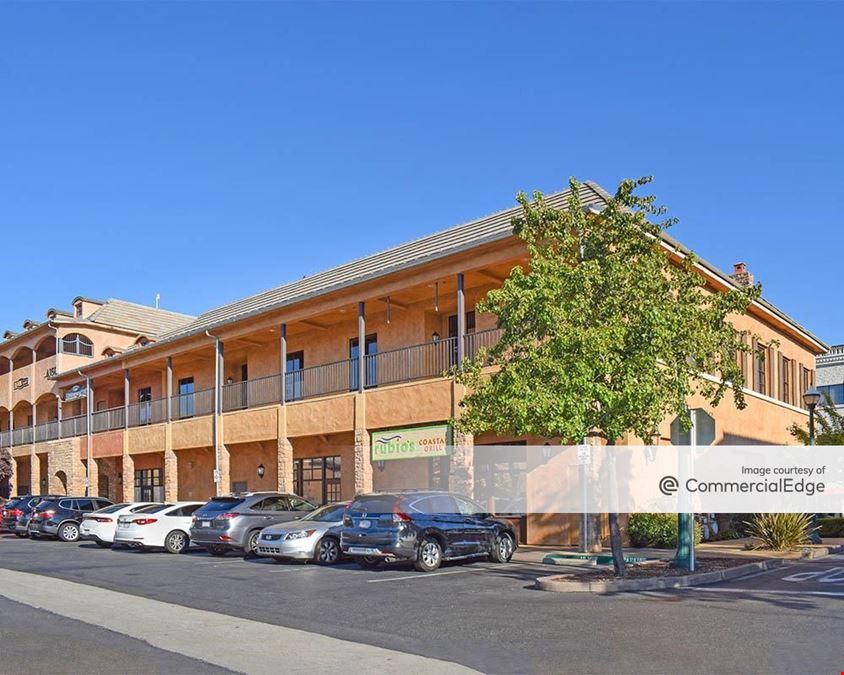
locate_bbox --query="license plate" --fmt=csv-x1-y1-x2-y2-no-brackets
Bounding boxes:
201,521,211,527
119,522,129,528
359,519,371,529
348,547,378,555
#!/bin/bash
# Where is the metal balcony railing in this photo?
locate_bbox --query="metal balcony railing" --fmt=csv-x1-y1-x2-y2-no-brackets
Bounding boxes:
60,414,87,438
34,421,59,443
127,398,167,427
0,329,505,445
91,406,126,434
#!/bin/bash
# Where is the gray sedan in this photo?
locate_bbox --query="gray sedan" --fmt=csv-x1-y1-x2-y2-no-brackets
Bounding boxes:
255,502,348,565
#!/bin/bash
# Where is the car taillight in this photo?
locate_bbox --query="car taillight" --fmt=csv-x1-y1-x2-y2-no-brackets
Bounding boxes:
391,503,411,523
216,512,240,520
37,510,55,520
132,518,158,525
10,508,22,519
85,516,112,523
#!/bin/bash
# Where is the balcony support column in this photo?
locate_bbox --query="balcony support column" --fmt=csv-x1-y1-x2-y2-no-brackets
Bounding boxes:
121,439,134,502
30,348,37,430
449,381,474,498
358,302,365,393
276,404,294,493
57,395,63,439
165,358,172,422
456,273,465,369
124,369,130,429
30,450,41,496
280,324,287,404
212,337,229,496
353,393,372,494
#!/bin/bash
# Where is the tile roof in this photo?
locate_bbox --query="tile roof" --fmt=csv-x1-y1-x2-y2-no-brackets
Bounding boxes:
81,299,195,337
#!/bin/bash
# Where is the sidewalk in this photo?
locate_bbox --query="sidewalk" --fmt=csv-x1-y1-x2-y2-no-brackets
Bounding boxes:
512,538,844,565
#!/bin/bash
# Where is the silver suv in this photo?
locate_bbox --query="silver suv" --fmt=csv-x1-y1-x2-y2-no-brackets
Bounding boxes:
189,492,317,556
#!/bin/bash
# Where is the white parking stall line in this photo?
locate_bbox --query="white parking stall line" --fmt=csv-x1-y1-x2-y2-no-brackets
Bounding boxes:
681,587,844,598
367,569,477,583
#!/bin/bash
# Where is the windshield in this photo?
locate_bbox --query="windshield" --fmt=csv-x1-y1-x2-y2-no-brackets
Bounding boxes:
301,503,348,522
96,503,130,514
4,499,22,509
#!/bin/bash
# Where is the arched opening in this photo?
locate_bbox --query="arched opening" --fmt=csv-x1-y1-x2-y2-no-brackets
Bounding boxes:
34,336,56,361
54,470,68,496
0,407,9,433
60,333,94,357
0,356,10,376
35,394,59,425
11,347,33,371
12,401,33,429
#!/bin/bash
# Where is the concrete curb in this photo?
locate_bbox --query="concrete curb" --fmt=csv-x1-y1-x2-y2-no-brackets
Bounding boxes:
536,558,785,594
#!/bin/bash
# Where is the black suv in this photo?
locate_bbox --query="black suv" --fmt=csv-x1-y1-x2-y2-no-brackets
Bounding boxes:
30,496,113,542
340,490,517,572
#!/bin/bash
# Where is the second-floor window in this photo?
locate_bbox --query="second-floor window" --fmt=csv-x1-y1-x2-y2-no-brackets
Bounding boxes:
178,377,195,418
754,344,767,395
61,333,93,357
781,356,791,405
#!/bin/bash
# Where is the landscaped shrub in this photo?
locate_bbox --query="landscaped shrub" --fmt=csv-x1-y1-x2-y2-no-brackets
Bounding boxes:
627,513,702,548
818,517,844,538
744,513,814,550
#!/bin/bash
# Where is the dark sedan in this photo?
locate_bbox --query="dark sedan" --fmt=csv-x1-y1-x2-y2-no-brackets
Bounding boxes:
340,490,517,572
2,495,58,537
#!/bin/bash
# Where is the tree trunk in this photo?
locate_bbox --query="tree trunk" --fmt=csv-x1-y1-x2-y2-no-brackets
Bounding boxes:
607,438,625,576
586,514,602,552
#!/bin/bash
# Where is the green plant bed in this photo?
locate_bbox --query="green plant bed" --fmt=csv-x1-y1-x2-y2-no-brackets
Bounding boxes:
628,513,703,549
818,517,844,538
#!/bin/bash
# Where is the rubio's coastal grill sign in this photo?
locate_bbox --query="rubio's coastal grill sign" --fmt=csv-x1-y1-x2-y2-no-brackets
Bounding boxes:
371,424,452,462
64,384,88,402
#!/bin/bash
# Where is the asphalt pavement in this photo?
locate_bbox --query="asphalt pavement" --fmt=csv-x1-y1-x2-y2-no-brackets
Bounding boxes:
0,534,841,674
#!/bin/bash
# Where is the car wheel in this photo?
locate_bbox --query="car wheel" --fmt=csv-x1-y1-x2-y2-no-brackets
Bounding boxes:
314,537,341,565
58,522,80,543
489,532,515,563
206,545,227,557
355,556,382,569
164,530,189,554
95,541,112,549
414,537,443,572
244,530,261,556
14,532,25,538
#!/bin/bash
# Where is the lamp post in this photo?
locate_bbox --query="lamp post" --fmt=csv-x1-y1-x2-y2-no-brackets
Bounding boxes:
802,387,822,544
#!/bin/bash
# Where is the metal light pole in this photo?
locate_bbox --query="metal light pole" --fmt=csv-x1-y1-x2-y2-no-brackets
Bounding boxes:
803,387,822,544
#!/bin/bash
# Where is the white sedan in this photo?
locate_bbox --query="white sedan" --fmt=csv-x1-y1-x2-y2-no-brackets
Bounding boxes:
80,502,162,547
114,502,205,553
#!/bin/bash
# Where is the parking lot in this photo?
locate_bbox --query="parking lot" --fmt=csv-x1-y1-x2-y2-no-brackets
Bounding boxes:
1,533,842,674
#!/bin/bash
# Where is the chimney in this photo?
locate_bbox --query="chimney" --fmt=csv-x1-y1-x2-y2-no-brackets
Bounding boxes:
731,262,755,288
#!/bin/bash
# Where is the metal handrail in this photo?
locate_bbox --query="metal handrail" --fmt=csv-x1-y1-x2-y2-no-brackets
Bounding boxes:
127,398,167,427
287,358,352,401
172,387,214,420
222,374,282,412
91,406,126,434
34,420,59,443
60,414,88,438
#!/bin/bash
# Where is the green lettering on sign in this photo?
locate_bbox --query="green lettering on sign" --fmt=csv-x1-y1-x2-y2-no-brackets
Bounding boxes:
370,424,452,461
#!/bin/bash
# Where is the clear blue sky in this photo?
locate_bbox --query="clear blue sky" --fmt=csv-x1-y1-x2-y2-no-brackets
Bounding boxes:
1,2,841,344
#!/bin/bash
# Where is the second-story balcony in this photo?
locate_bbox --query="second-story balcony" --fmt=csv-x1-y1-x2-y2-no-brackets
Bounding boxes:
0,329,504,448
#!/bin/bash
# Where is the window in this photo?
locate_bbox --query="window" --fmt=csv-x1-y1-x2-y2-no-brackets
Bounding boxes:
349,334,377,390
293,456,342,504
289,496,317,512
134,468,163,502
74,302,82,318
254,496,289,512
781,356,791,405
231,481,248,493
408,494,456,515
169,504,201,518
61,333,93,357
754,345,767,395
138,387,152,425
454,496,486,517
818,384,844,405
178,377,195,418
799,366,815,407
474,442,528,515
286,351,304,401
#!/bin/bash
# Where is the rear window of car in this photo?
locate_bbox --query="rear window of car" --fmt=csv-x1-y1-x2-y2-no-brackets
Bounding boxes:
137,504,173,514
35,499,59,510
199,498,244,512
407,495,457,515
96,503,129,514
348,496,398,514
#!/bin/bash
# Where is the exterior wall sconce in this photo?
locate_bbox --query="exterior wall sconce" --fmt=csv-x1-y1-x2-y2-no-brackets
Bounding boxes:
257,463,265,479
226,377,234,385
376,460,386,472
431,332,440,342
40,477,47,488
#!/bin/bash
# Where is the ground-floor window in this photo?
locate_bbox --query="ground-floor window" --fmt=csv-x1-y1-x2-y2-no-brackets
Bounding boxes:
474,442,527,515
134,468,164,502
293,456,341,504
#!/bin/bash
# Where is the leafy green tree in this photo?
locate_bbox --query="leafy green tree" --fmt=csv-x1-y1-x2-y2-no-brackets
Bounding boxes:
457,177,760,576
789,393,844,445
0,446,12,492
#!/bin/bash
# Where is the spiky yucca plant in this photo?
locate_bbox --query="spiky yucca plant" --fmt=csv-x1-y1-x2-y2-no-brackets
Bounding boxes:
744,513,815,550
